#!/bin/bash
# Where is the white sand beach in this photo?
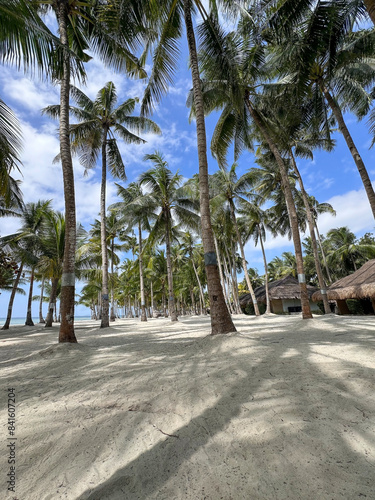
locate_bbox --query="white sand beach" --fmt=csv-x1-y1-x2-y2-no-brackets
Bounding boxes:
1,313,375,500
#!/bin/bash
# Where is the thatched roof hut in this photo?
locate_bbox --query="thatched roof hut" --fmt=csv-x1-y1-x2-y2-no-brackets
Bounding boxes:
240,275,319,313
312,259,375,303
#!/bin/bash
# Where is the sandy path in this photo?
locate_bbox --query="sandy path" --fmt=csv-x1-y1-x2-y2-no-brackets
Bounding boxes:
1,314,374,499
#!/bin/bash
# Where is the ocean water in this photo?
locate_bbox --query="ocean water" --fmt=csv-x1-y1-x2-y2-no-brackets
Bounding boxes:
0,316,92,326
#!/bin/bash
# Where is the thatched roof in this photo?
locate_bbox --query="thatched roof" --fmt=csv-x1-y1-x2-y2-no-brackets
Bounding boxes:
239,275,318,305
312,259,375,302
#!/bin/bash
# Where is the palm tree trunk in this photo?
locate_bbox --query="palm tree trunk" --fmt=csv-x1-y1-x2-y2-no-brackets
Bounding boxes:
258,233,271,314
151,281,155,316
165,208,178,321
320,83,375,219
191,257,207,314
229,199,260,315
245,97,312,319
39,276,45,323
58,0,77,343
213,233,232,313
230,243,242,314
100,127,110,328
364,0,375,25
2,262,23,330
290,149,331,314
190,288,196,314
110,237,116,322
224,243,241,314
222,251,235,314
138,222,147,322
25,268,35,326
45,278,59,328
127,296,133,318
183,0,236,334
92,300,97,320
162,286,167,317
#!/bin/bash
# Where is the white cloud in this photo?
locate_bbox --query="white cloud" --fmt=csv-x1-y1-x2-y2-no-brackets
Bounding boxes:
317,187,374,235
0,68,59,117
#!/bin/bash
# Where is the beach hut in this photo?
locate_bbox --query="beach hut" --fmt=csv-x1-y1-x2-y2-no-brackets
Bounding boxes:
239,275,320,314
312,259,375,314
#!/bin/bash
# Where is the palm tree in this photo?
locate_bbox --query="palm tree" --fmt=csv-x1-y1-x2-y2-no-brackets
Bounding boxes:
89,214,128,321
180,232,207,314
325,226,375,278
193,20,313,318
1,200,52,328
0,241,26,330
140,151,199,322
238,201,273,314
38,0,149,342
140,1,237,334
211,163,261,316
38,211,66,328
271,3,375,218
111,181,156,322
45,82,160,328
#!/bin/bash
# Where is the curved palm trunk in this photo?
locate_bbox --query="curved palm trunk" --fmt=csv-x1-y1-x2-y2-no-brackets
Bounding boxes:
100,128,110,328
320,83,375,219
290,149,331,314
45,278,59,327
364,0,375,25
224,243,241,314
138,222,147,321
229,199,260,316
165,208,178,321
230,243,242,314
245,98,312,319
25,268,35,326
184,1,236,334
191,257,207,314
58,0,77,343
39,276,45,323
213,233,232,313
222,251,235,314
2,262,23,330
110,237,116,322
258,233,271,314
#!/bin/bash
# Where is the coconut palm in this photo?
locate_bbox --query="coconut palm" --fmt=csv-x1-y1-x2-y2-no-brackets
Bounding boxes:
45,82,160,328
238,201,273,314
270,3,375,219
140,151,199,321
180,232,207,315
0,200,52,328
38,0,149,342
89,213,129,321
111,181,156,321
193,20,313,318
325,226,375,278
0,241,26,330
140,0,237,334
211,163,260,315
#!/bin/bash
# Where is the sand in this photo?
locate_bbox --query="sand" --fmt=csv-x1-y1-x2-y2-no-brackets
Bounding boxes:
1,313,375,500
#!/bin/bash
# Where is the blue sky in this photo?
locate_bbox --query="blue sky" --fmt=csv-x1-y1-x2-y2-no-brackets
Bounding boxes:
1,11,375,320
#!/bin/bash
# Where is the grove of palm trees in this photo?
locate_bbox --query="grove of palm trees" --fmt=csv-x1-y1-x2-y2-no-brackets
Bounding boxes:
1,2,375,499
